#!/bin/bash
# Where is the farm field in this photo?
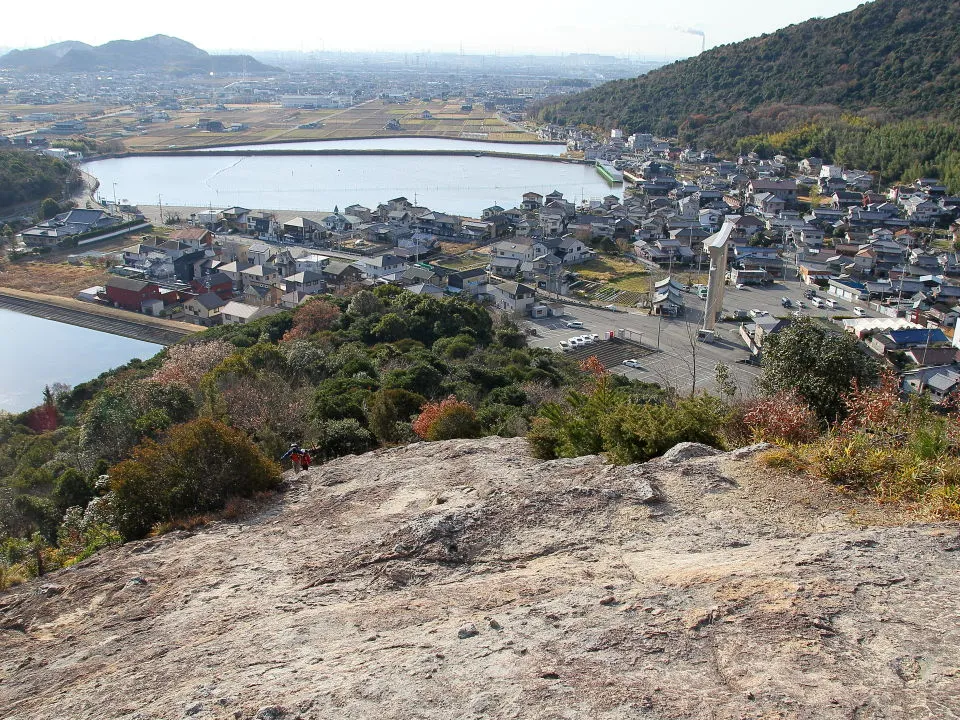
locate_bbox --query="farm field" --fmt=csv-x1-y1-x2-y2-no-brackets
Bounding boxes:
0,97,538,151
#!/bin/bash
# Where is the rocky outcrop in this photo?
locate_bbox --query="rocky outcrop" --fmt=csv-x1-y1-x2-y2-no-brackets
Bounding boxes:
1,437,959,719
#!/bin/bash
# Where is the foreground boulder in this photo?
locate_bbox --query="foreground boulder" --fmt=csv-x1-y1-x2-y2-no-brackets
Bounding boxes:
2,437,958,719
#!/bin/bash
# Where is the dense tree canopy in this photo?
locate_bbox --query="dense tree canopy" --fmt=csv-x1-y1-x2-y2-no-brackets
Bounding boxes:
758,318,879,423
0,150,80,210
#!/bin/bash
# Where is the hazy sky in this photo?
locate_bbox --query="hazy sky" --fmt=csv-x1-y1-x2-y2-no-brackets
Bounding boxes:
3,0,870,57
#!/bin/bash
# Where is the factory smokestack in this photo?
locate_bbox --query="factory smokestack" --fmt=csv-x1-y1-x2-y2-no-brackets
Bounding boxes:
675,27,706,53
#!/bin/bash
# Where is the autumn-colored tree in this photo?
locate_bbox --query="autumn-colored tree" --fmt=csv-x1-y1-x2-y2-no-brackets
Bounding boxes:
283,299,341,340
412,395,481,441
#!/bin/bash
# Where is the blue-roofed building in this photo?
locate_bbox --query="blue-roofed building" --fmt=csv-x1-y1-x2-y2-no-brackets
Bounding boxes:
888,328,949,347
828,278,868,302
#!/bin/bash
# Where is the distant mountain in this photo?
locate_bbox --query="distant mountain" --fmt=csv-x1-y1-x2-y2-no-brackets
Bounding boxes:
534,0,960,146
0,35,279,74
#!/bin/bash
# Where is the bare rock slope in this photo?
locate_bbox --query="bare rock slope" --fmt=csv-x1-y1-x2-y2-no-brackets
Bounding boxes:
2,438,960,720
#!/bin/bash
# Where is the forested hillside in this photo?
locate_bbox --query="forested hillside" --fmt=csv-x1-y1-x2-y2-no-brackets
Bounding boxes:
0,149,80,210
535,0,960,148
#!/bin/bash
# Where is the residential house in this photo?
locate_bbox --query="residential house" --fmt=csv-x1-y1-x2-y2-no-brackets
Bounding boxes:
190,271,234,299
490,240,535,263
220,207,251,232
902,366,960,404
323,213,361,233
217,260,251,290
283,270,325,295
539,207,566,236
414,212,461,237
242,283,281,308
247,242,272,266
460,220,495,241
20,209,121,247
406,283,445,297
748,179,798,208
798,260,834,285
321,261,363,289
282,217,324,243
355,254,408,279
247,211,276,237
104,277,163,312
555,235,589,265
446,267,488,297
280,291,315,309
344,204,373,223
727,214,765,239
168,227,213,246
239,264,280,289
182,292,227,326
488,281,536,315
902,197,941,224
521,192,544,211
753,192,785,216
220,301,283,325
295,253,331,273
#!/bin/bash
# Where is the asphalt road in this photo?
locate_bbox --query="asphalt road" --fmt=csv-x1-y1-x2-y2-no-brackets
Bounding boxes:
525,274,876,397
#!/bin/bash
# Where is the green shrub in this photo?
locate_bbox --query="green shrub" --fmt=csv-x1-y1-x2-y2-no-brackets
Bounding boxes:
599,396,727,464
110,419,280,540
315,419,376,460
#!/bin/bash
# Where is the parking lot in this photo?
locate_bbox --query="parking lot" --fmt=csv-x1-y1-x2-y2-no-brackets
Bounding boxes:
525,272,874,397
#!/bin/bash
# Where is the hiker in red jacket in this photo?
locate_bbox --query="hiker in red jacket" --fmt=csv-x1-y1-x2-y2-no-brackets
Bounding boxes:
281,443,303,472
300,449,312,471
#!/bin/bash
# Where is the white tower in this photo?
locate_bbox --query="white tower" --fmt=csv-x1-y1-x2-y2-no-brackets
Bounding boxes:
703,221,735,331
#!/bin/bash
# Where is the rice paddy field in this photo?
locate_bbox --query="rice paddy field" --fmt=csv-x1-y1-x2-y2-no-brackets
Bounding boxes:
0,98,539,152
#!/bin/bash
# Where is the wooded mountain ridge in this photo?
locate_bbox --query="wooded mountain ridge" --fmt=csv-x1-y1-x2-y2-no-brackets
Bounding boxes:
534,0,960,148
0,35,277,75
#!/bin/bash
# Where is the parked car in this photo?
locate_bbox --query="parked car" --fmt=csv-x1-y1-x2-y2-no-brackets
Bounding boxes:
749,309,767,318
603,304,617,311
581,334,595,344
569,337,583,346
735,283,746,290
566,320,584,328
797,301,806,309
558,340,571,351
854,307,867,317
589,333,599,342
622,359,643,369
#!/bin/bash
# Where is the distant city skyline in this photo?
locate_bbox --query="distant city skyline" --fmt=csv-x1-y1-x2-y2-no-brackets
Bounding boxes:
4,0,869,59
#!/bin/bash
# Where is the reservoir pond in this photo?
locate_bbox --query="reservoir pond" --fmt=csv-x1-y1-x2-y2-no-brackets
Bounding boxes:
0,308,162,413
86,139,616,217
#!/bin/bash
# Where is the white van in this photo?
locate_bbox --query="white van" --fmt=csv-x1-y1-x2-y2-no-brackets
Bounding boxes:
826,298,838,309
811,297,825,308
566,320,584,329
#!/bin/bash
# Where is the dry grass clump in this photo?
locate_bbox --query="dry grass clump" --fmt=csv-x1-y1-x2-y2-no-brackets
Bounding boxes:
749,372,960,520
